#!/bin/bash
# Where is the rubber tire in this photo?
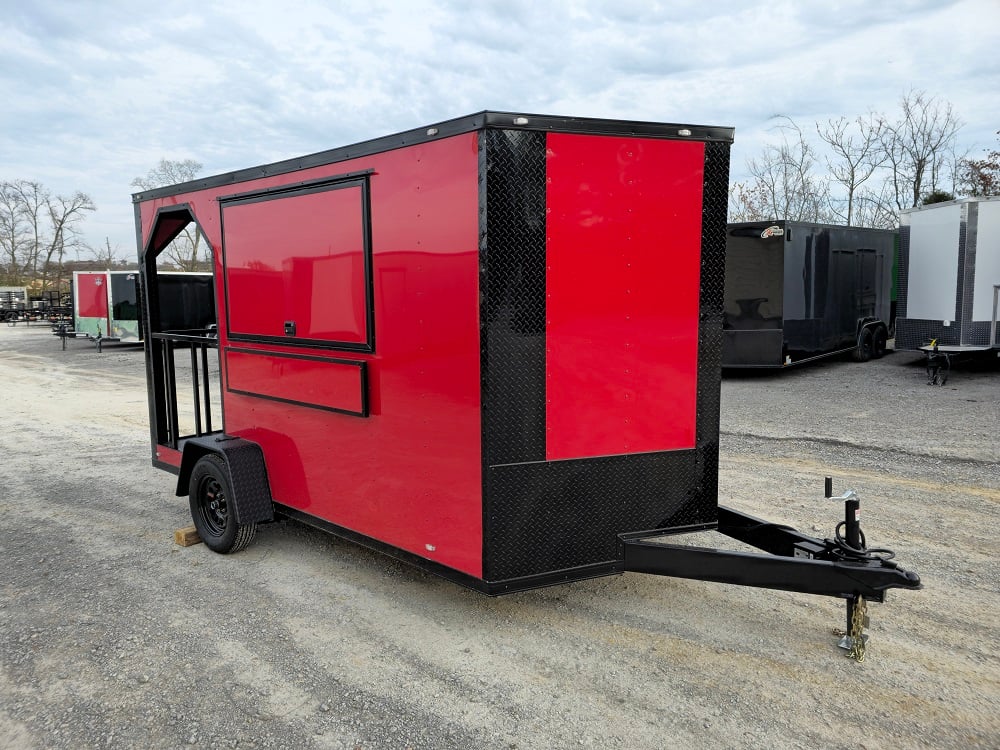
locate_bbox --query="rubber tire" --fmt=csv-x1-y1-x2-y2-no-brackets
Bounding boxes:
189,454,257,554
852,327,873,362
871,325,888,359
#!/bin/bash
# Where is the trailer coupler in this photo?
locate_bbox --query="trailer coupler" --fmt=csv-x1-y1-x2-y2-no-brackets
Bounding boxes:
621,478,921,660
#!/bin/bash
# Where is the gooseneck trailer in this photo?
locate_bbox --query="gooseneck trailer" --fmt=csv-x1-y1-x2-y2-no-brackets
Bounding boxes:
134,112,919,656
723,222,895,368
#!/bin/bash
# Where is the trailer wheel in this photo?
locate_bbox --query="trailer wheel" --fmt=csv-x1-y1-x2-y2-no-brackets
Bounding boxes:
852,328,873,362
189,454,257,554
871,325,888,359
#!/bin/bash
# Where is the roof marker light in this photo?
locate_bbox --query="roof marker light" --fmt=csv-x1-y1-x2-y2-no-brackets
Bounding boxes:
678,128,692,136
426,127,439,136
513,116,529,125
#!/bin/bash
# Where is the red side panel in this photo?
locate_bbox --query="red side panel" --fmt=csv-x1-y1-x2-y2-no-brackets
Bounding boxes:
139,133,484,578
76,272,109,319
545,134,705,460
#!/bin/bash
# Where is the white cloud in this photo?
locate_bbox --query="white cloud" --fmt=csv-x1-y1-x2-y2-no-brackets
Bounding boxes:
0,0,996,258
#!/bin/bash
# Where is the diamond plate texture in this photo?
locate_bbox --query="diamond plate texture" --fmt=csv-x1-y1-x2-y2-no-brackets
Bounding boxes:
487,450,711,579
897,225,911,319
956,208,972,342
480,132,730,582
480,128,548,467
179,437,274,524
221,439,275,524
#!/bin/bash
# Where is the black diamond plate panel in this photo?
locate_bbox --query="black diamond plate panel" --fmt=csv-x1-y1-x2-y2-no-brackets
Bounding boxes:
176,435,275,524
696,141,729,446
487,449,711,580
480,134,731,582
480,129,547,467
895,318,958,349
897,225,911,318
959,203,977,344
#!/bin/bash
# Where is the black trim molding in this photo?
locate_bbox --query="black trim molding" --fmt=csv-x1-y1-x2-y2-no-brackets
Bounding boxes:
132,112,735,204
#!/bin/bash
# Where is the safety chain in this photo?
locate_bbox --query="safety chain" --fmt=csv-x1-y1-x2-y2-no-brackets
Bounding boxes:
848,596,868,662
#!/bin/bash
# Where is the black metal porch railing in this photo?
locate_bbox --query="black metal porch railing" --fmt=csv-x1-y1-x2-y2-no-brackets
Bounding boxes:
151,330,220,448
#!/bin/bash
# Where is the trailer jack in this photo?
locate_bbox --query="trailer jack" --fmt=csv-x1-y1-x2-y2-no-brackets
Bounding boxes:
621,477,921,661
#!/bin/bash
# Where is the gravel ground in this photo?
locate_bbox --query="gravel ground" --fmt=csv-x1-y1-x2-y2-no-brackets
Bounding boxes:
0,322,998,750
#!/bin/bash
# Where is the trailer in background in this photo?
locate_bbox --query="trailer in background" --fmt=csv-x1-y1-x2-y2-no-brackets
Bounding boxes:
722,221,895,368
67,270,213,349
894,197,1000,372
1,286,29,322
71,270,140,342
134,111,919,655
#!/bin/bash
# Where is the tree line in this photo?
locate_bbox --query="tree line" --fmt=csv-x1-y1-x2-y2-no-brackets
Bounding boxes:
730,89,999,227
1,159,206,291
4,93,998,290
0,181,95,290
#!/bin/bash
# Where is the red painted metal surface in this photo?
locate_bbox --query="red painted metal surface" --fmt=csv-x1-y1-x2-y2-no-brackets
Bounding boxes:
544,134,705,460
224,349,365,415
156,445,182,469
139,133,484,577
76,272,109,320
223,185,368,344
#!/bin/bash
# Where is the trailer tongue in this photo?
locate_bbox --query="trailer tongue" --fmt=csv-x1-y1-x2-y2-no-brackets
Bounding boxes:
134,111,920,660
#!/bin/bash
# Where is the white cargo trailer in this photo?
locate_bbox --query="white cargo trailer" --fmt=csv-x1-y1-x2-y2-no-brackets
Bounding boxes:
895,196,1000,360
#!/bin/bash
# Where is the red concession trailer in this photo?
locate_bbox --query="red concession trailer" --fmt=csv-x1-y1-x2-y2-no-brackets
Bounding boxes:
134,112,919,653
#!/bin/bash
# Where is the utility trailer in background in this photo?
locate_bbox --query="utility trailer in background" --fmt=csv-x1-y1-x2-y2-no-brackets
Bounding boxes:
134,112,919,656
722,221,895,368
1,286,29,322
894,197,1000,377
2,287,69,325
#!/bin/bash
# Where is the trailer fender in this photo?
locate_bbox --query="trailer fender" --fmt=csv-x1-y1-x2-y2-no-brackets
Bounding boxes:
176,436,275,525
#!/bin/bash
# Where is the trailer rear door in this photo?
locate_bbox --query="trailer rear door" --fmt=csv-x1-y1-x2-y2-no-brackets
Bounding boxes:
77,273,109,319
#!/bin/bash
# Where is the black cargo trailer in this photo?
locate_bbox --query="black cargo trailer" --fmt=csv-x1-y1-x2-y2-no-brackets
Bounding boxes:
723,221,894,368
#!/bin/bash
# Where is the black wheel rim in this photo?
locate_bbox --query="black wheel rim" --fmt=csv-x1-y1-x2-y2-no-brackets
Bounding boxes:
197,475,228,536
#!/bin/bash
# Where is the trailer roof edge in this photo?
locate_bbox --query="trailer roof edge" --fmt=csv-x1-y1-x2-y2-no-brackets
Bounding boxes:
899,195,1000,214
131,111,735,203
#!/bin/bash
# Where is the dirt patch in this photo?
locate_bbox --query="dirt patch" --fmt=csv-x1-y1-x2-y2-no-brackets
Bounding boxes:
1,324,997,749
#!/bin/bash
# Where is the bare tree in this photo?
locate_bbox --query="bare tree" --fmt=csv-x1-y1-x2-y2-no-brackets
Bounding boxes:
728,180,771,222
879,90,963,209
38,191,96,291
94,237,130,268
131,159,208,270
0,181,30,283
960,131,1000,196
746,117,832,222
851,183,900,230
0,179,94,289
817,114,886,225
5,180,46,283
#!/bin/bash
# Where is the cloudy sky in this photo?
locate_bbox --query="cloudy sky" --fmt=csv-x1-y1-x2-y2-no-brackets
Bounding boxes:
2,0,997,259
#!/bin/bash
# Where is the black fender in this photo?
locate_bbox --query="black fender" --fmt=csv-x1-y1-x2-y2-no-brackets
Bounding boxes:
177,435,275,525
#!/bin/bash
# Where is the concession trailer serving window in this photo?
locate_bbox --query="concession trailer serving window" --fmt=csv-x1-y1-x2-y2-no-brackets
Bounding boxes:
134,112,920,657
220,176,374,352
